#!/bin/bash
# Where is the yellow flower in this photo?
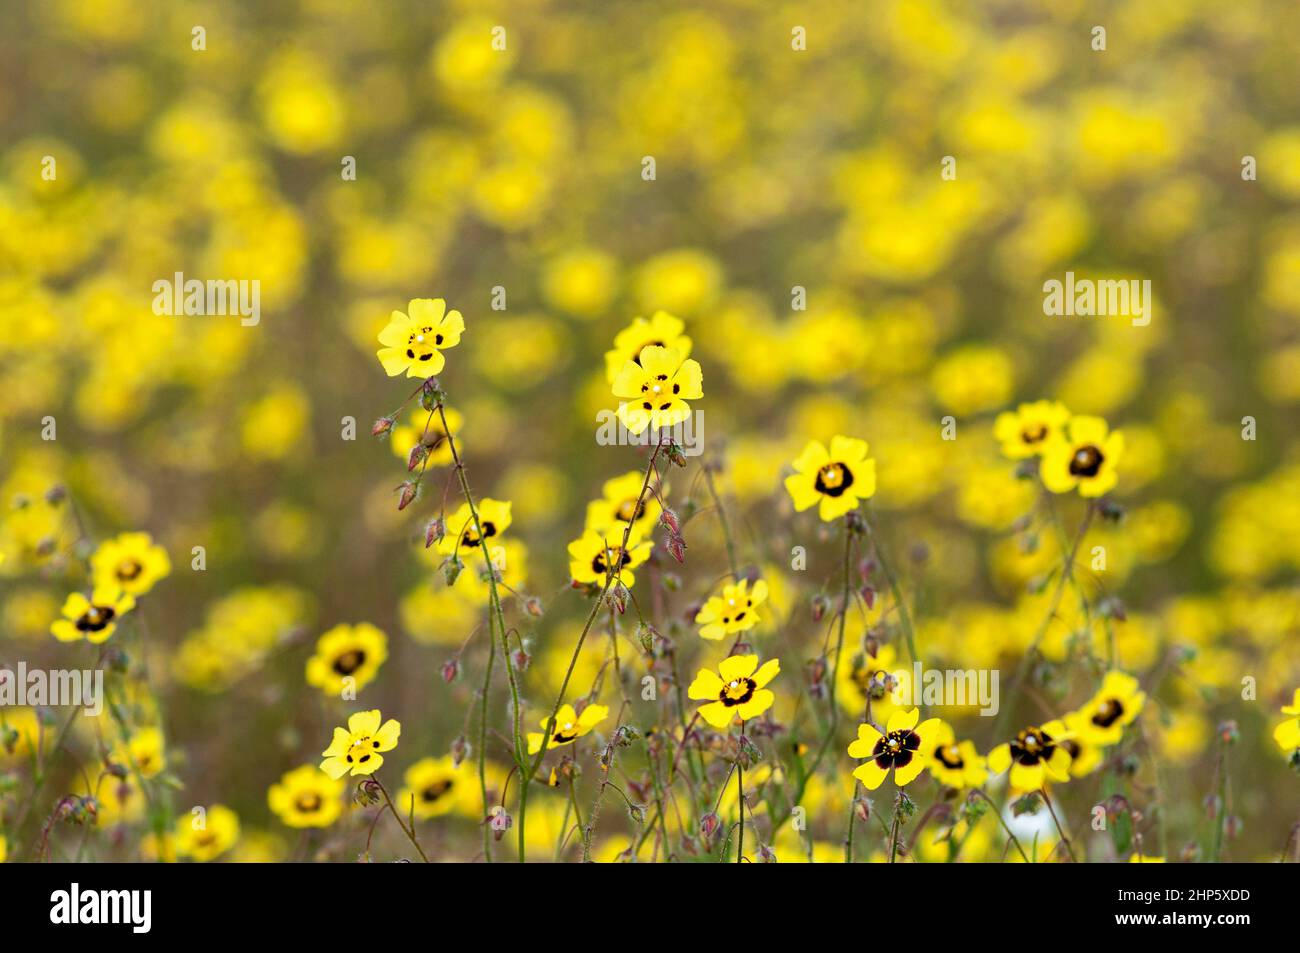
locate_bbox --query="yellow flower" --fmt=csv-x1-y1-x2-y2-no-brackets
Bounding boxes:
113,726,166,779
376,298,465,378
987,721,1073,792
175,805,240,862
1061,713,1108,777
90,531,170,597
526,703,609,755
320,709,401,779
611,344,703,435
784,436,876,521
993,400,1071,460
1071,671,1146,746
1040,415,1124,498
139,831,177,863
397,755,477,819
437,498,512,557
1128,854,1166,863
694,578,769,641
542,247,619,318
268,764,345,829
848,707,941,790
1274,688,1300,754
389,406,462,468
688,654,780,729
1,708,49,764
0,832,5,863
583,470,662,539
924,720,988,789
305,622,388,696
603,311,692,383
50,586,135,643
567,525,652,588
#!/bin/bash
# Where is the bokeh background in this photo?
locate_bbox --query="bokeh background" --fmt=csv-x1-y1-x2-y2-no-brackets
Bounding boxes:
1,0,1298,862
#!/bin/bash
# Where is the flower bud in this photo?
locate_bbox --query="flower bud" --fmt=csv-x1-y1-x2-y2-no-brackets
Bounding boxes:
450,735,470,767
407,444,426,472
441,659,459,683
512,649,531,672
667,534,687,564
699,811,721,841
659,508,680,535
396,481,417,511
425,517,445,548
371,417,394,436
854,796,871,822
609,582,629,614
524,596,544,617
488,806,512,840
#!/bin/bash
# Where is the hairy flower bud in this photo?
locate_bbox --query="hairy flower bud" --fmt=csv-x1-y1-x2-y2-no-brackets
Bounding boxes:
396,481,417,511
425,517,445,549
407,443,427,472
667,533,687,564
371,417,394,436
659,508,680,535
441,658,459,683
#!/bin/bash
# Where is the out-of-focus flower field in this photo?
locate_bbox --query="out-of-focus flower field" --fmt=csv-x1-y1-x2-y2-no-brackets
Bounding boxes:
1,0,1298,864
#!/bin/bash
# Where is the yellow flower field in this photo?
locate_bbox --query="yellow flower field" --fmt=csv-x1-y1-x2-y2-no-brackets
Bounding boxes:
1,0,1298,866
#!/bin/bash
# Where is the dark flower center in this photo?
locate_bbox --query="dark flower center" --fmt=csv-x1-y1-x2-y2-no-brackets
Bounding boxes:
872,729,921,769
1069,445,1103,478
295,793,323,813
1021,424,1048,444
935,743,964,769
332,650,366,676
405,325,444,362
462,521,497,547
592,545,631,576
1010,727,1057,765
77,605,116,632
1090,698,1124,728
814,462,854,497
116,559,144,581
719,677,757,707
615,498,644,523
422,780,453,802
